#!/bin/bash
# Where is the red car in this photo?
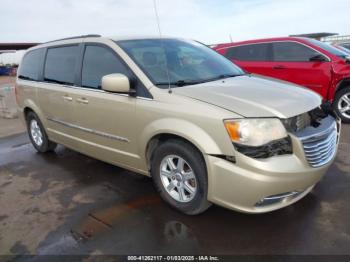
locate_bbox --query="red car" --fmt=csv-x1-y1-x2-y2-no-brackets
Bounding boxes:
213,37,350,123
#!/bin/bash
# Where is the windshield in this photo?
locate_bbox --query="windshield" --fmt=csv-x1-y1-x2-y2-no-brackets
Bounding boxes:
117,39,245,88
341,44,350,51
339,44,350,52
305,38,349,58
336,45,350,55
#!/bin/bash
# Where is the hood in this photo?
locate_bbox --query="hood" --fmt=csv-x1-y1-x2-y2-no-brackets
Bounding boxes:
174,75,322,119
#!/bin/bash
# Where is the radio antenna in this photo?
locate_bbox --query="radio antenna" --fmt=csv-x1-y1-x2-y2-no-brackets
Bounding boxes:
153,0,172,94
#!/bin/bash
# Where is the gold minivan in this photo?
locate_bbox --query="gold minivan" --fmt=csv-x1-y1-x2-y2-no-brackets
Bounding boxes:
16,35,340,215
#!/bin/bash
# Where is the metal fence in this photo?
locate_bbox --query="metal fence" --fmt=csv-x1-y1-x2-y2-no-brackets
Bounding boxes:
0,85,18,118
322,35,350,43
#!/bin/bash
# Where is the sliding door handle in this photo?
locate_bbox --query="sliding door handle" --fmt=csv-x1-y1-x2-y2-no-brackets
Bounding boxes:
62,95,73,102
76,98,89,104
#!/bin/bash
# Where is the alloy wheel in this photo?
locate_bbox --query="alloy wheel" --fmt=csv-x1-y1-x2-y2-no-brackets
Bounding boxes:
338,92,350,119
30,119,43,146
160,155,197,203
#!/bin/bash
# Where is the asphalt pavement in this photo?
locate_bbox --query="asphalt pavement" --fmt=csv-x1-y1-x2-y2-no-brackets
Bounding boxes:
0,125,349,257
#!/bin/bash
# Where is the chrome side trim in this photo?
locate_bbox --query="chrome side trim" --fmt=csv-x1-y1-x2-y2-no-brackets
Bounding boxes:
263,191,300,200
255,188,308,207
47,117,130,143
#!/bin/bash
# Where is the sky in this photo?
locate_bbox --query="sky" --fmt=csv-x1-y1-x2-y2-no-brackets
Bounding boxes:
1,0,349,63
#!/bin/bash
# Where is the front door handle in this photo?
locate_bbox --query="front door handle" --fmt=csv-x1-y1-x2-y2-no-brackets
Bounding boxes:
273,65,286,70
62,95,73,102
76,97,89,104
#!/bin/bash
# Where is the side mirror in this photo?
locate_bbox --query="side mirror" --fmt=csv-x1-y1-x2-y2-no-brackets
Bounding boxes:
309,54,328,62
102,73,131,94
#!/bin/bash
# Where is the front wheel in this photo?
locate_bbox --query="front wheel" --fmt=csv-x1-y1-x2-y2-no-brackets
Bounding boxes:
151,139,211,215
334,87,350,123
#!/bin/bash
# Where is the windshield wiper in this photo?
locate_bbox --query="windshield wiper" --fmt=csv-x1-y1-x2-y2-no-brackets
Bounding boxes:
189,73,245,85
210,73,245,81
155,74,245,88
156,80,203,87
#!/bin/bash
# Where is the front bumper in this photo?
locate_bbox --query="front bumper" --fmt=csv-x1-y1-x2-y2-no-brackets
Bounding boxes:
206,116,340,214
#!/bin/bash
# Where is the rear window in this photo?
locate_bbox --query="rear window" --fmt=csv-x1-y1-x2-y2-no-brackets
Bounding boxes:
272,42,319,62
225,43,271,61
44,45,79,85
18,49,45,81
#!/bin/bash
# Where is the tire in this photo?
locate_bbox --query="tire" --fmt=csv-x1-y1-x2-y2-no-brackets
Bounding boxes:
26,111,57,153
151,139,212,215
334,87,350,123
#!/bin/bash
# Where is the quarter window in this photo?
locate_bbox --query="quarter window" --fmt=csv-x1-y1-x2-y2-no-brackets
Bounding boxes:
82,45,129,89
272,42,319,62
44,45,79,85
225,43,271,61
18,49,45,81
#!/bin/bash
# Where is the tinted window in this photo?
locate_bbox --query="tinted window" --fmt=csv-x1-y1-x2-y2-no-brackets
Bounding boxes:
18,49,45,81
82,45,129,89
272,42,319,62
225,43,270,61
44,45,79,85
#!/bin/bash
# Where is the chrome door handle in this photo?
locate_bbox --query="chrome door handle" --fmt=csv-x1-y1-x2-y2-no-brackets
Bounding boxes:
62,95,73,102
76,98,89,104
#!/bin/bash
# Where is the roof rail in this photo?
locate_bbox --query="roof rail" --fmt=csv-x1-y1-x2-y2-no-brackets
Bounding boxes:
44,34,101,44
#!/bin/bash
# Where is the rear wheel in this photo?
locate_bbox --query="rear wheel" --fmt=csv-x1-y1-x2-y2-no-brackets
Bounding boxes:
334,87,350,123
26,111,57,152
151,139,211,215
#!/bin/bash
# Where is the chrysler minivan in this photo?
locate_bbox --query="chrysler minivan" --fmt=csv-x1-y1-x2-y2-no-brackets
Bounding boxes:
16,35,340,215
214,37,350,123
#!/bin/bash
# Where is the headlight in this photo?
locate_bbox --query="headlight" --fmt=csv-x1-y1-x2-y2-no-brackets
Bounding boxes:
224,118,288,147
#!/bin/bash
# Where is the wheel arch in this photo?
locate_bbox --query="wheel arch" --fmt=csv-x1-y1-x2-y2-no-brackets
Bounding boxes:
140,118,225,171
22,100,47,127
336,78,350,95
145,133,205,172
23,107,34,118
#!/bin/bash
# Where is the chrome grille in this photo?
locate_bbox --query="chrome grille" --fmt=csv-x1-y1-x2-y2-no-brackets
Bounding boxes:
300,120,338,168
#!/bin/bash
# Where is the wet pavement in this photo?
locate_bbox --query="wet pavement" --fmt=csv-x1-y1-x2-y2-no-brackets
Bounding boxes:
0,125,349,256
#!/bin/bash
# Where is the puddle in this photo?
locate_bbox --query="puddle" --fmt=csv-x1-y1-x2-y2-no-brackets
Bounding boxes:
71,194,161,240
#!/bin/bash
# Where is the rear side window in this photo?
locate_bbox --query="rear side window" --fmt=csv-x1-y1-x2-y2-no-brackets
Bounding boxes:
18,49,45,81
272,42,319,62
225,43,271,61
82,45,130,89
44,45,79,85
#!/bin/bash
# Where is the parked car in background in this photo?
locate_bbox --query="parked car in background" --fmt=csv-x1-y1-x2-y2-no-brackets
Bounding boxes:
214,37,350,123
338,42,350,51
333,44,350,55
16,35,340,215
